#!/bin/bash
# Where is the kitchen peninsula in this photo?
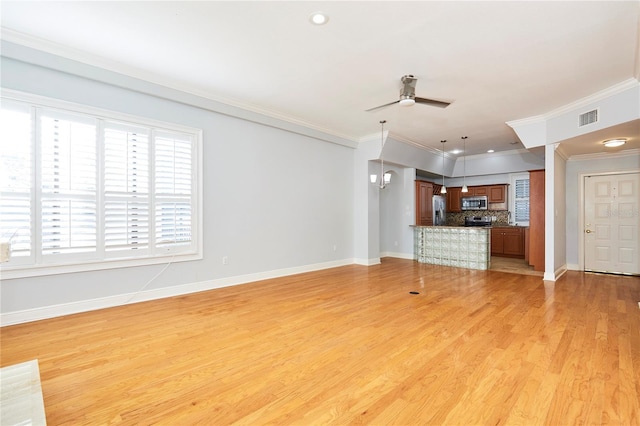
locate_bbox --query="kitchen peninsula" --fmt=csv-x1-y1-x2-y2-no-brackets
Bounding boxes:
413,226,491,270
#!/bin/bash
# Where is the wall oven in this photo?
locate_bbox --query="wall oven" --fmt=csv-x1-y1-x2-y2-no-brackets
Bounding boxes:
461,195,488,210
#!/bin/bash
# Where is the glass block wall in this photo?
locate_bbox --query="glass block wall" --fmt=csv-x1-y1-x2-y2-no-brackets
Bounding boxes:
415,226,491,270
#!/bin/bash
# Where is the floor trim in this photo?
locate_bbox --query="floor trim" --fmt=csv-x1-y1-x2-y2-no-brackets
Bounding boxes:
0,259,355,326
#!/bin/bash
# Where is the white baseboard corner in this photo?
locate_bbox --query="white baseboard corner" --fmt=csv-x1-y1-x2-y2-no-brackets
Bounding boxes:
353,257,381,266
567,263,581,271
380,251,414,260
543,264,568,282
554,264,568,280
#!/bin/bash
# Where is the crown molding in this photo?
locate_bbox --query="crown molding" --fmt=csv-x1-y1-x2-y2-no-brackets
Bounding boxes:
359,130,389,144
463,147,532,161
554,144,570,161
381,132,532,161
507,78,639,129
386,133,450,157
545,78,639,119
566,148,640,162
1,29,360,147
506,114,545,128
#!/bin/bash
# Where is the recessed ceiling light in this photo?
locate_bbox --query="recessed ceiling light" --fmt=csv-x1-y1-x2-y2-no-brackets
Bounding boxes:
603,138,626,148
309,12,329,25
487,149,495,153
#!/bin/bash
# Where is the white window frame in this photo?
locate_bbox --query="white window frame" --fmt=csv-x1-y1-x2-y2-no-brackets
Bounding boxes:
0,90,203,279
509,172,530,227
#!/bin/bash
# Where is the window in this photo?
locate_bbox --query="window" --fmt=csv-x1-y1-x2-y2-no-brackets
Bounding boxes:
510,173,530,226
0,92,202,278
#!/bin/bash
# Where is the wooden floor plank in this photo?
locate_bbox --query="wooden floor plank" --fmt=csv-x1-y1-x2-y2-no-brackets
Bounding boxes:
1,259,638,425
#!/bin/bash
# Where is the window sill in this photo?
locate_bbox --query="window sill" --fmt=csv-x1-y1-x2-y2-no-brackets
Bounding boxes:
0,252,202,280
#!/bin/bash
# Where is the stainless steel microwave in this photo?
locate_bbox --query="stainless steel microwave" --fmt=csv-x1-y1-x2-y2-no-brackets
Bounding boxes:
461,196,488,210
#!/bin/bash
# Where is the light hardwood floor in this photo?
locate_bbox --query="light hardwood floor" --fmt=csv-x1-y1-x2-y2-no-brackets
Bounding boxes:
490,256,544,277
1,258,639,425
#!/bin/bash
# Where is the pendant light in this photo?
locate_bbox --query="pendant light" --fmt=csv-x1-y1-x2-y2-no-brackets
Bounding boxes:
440,140,447,194
370,120,391,189
461,136,469,193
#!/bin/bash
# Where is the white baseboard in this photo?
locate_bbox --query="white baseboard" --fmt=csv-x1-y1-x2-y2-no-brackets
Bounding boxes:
554,264,568,280
543,264,568,282
0,258,354,326
567,263,581,271
380,251,414,260
354,257,381,266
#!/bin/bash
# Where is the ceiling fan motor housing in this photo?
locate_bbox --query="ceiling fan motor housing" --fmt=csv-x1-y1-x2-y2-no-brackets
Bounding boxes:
400,75,417,99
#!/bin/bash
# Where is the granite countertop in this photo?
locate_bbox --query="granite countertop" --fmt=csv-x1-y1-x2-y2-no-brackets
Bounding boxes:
411,225,491,229
412,224,529,228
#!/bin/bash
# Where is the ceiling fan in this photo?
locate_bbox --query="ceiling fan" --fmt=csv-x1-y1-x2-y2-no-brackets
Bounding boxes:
366,75,451,112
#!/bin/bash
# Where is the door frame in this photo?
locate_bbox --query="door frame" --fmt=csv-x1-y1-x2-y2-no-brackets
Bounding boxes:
577,169,640,271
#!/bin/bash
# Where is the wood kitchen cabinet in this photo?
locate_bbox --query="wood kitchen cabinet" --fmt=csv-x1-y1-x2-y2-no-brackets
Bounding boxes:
491,226,525,258
528,170,545,271
446,187,462,212
415,180,433,226
446,184,507,211
488,185,507,203
469,186,488,196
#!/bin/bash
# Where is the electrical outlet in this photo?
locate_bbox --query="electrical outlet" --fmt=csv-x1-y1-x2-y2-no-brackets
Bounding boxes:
0,241,11,263
333,245,337,252
222,256,228,265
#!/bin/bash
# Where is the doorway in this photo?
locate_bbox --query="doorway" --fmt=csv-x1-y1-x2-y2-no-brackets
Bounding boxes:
583,172,639,275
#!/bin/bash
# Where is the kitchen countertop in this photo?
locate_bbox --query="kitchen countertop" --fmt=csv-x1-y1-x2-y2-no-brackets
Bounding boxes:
412,224,528,228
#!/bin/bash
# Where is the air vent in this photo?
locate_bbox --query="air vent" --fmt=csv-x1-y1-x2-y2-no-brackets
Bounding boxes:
579,109,598,127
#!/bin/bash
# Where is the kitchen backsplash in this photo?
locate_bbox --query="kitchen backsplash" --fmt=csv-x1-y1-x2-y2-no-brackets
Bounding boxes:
447,210,510,226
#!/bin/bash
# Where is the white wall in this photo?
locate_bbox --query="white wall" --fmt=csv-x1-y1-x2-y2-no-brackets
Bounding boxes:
1,51,355,321
553,150,567,277
353,138,382,265
565,151,640,268
380,166,415,258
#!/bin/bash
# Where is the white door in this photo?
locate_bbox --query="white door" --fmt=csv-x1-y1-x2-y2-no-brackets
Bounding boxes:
584,172,640,275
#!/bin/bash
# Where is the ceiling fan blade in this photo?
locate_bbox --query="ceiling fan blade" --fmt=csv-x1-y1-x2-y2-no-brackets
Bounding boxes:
414,97,451,108
365,100,400,112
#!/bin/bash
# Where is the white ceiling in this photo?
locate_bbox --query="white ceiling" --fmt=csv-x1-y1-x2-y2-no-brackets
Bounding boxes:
1,1,639,158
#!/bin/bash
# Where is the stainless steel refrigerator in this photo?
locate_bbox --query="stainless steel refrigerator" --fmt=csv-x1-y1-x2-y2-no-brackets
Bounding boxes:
433,195,446,226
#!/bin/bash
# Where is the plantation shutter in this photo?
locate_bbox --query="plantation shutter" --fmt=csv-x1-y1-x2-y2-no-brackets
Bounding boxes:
154,131,193,250
104,123,150,255
0,102,33,261
40,111,97,257
1,94,200,277
514,177,530,223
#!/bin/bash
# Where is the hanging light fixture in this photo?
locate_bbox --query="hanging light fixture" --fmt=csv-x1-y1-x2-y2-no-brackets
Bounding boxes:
370,120,391,189
440,140,447,194
461,136,469,193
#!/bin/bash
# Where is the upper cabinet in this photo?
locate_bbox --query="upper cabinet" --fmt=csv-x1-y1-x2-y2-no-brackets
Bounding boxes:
488,185,506,203
445,184,509,212
446,187,462,212
470,186,488,196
